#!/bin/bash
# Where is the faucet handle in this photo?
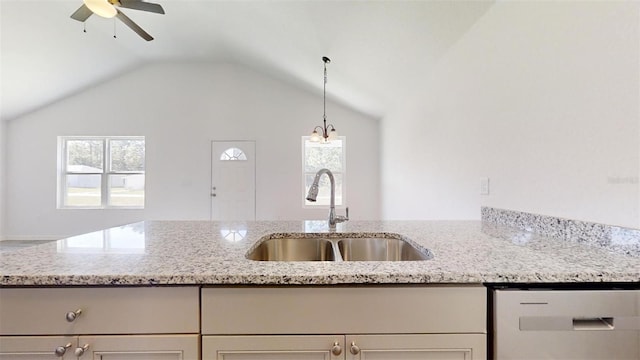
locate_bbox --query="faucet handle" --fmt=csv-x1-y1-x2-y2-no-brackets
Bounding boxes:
335,206,349,223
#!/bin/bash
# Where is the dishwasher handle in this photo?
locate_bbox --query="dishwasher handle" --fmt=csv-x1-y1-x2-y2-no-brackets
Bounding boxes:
572,317,614,331
520,316,640,331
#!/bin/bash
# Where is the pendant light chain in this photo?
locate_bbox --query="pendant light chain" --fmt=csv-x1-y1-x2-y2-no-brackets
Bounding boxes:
323,60,328,124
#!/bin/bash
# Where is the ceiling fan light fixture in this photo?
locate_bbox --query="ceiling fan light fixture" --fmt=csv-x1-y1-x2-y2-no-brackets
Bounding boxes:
83,0,117,18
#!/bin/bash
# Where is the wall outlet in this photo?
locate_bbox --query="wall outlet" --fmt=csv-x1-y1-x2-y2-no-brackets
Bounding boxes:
480,177,490,195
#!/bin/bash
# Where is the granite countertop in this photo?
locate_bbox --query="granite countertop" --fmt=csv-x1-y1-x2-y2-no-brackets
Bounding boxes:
1,218,639,286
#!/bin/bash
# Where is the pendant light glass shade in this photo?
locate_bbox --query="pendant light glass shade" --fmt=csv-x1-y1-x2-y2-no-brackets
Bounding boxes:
310,129,322,142
327,128,338,141
83,0,117,18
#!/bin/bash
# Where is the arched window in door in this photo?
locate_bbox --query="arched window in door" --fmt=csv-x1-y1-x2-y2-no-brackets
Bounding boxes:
220,147,248,161
220,228,248,242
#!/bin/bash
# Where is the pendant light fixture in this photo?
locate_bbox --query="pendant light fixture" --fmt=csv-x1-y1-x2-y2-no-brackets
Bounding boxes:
310,56,338,143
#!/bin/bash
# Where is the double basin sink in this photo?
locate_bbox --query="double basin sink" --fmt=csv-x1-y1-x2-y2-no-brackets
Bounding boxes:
247,233,433,262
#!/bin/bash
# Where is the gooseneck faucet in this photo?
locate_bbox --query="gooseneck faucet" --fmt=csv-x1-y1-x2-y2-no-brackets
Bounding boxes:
306,168,349,228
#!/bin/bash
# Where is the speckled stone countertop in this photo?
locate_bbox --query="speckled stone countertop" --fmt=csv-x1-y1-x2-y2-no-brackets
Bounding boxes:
1,220,639,286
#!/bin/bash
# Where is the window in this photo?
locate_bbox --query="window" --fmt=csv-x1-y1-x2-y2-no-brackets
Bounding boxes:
58,136,145,209
302,136,346,207
220,147,248,161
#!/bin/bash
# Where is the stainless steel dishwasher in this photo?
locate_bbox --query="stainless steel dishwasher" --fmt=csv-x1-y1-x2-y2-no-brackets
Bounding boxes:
493,287,640,359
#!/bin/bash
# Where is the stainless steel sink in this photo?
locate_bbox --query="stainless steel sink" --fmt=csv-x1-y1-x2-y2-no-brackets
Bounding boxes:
246,233,432,261
246,237,337,261
337,238,431,261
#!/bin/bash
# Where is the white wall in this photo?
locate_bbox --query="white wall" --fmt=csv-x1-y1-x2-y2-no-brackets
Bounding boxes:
5,62,380,239
382,1,640,228
0,120,5,239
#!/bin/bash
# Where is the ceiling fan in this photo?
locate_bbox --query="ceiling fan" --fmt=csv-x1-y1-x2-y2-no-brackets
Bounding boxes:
70,0,165,41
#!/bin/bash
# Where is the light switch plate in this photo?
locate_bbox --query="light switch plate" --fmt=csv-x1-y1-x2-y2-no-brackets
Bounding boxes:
480,177,490,195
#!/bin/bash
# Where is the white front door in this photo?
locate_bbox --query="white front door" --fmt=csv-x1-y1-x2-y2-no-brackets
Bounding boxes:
211,141,256,221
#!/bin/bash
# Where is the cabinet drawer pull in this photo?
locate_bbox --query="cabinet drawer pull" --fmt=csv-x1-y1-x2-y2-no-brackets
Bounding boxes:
74,344,90,357
331,341,342,356
350,341,361,355
65,309,82,322
54,343,72,357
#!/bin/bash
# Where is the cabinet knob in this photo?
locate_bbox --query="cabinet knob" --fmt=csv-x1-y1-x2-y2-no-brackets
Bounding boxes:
350,341,361,355
331,341,342,356
74,344,90,357
65,309,82,322
54,343,72,357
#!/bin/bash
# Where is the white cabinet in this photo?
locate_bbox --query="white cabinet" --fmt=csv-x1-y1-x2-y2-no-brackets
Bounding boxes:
0,287,199,335
203,334,485,360
1,285,487,359
345,334,485,360
0,287,200,359
0,336,75,359
0,335,198,359
79,335,198,359
203,335,342,360
201,286,487,360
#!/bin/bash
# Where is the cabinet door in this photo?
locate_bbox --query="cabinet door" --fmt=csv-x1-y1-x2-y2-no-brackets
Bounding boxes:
0,336,76,360
79,335,199,360
345,334,486,360
202,335,343,360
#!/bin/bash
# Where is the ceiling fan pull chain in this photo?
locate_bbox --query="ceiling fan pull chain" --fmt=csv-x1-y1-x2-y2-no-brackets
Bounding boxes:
83,22,86,33
113,18,117,39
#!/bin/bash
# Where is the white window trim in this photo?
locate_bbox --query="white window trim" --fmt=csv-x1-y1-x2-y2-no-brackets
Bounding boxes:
57,136,145,210
301,136,346,209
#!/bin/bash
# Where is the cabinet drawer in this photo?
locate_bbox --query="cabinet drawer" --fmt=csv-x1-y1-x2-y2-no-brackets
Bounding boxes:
0,336,76,358
0,287,199,335
0,335,199,359
202,286,486,334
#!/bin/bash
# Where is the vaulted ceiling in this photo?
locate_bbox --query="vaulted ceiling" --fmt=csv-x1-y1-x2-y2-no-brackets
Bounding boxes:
0,0,494,122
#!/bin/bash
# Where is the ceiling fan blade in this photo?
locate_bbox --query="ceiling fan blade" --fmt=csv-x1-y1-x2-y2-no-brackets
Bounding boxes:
116,9,154,41
117,0,165,14
70,4,94,22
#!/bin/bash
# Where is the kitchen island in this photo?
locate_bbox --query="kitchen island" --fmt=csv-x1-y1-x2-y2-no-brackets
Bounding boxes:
1,217,639,360
1,219,638,286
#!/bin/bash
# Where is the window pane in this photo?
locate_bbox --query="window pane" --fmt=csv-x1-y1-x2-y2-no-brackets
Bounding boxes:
305,173,343,206
110,139,145,172
304,140,343,172
220,147,248,161
220,228,248,242
66,140,103,172
108,174,145,207
65,174,101,207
